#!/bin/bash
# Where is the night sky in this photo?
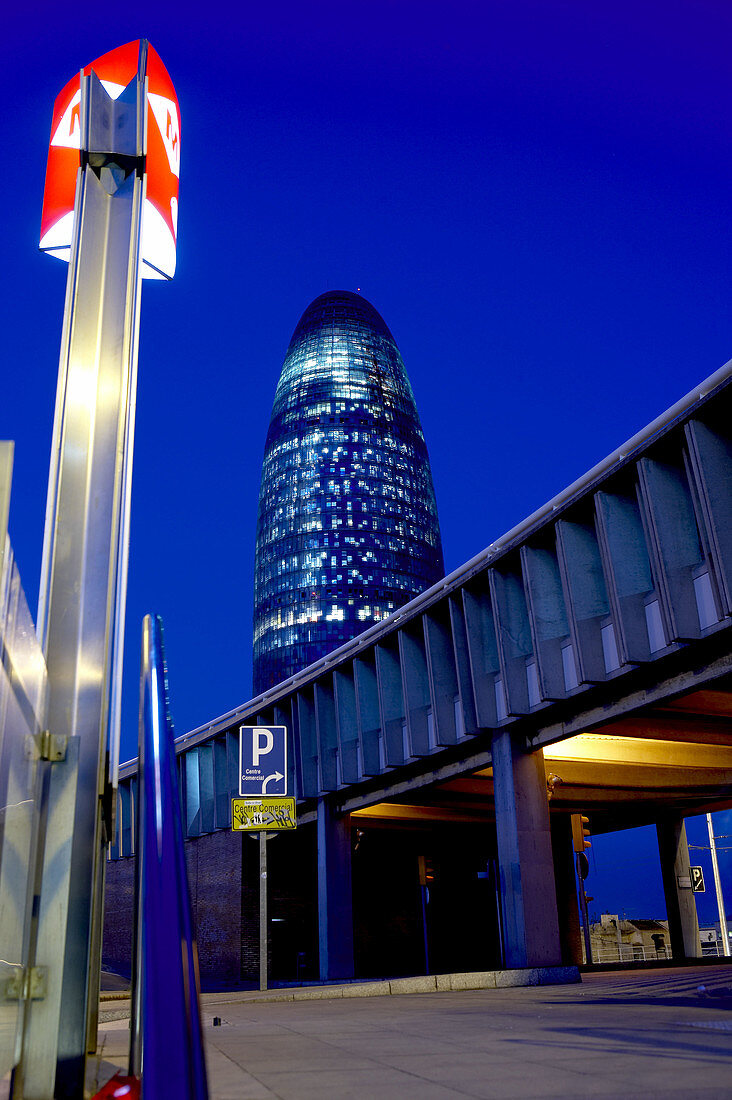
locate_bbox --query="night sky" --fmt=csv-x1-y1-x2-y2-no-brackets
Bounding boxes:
3,1,731,926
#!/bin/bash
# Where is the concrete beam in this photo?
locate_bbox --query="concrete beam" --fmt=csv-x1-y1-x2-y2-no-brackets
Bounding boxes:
597,712,732,746
532,649,732,752
544,734,732,771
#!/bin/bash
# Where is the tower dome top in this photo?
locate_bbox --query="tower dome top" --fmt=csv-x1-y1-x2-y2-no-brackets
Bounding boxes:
289,290,396,347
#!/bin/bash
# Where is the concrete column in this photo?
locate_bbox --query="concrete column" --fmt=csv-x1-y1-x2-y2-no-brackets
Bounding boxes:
317,799,355,980
551,814,583,966
492,729,562,967
657,816,701,960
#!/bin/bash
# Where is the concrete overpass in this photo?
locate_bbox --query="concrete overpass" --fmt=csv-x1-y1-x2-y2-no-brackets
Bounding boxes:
110,363,732,980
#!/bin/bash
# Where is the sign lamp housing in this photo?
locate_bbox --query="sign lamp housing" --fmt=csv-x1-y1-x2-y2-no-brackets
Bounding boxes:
40,39,180,279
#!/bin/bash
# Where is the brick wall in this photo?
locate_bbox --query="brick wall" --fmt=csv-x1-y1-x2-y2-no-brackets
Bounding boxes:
103,829,243,985
186,830,243,981
103,855,135,978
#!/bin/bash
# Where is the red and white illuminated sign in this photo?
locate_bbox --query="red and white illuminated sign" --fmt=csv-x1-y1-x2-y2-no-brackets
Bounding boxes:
40,40,180,280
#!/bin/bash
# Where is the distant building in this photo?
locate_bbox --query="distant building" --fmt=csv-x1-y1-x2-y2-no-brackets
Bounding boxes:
699,925,731,955
590,914,670,962
253,291,444,694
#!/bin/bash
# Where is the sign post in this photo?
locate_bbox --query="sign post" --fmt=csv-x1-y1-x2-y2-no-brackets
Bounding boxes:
235,727,292,990
259,833,268,991
571,814,593,965
706,814,731,957
21,40,179,1098
576,853,593,965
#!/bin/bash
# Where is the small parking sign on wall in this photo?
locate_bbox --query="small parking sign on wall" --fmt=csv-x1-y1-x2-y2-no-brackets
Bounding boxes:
690,865,705,893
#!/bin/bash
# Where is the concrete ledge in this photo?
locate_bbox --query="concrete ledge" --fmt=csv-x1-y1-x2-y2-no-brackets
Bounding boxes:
342,981,392,998
292,986,344,1001
496,966,580,988
98,966,579,1021
449,970,498,991
389,975,438,995
98,1007,132,1022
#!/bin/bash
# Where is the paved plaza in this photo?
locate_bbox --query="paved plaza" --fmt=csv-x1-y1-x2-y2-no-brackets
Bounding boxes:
91,964,732,1098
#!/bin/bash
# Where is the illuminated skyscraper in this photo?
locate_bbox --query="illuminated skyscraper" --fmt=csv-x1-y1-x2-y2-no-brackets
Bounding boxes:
253,291,444,694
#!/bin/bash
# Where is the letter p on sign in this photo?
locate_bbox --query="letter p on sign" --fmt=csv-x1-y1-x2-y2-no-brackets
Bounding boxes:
253,728,274,766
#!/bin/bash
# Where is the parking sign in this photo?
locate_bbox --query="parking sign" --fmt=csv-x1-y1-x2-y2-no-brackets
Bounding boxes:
690,865,705,893
239,725,287,796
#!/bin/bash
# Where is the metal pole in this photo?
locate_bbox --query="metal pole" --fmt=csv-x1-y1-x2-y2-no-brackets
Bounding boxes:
129,683,146,1080
22,58,147,1099
488,859,505,968
420,885,430,975
707,813,730,957
260,832,268,991
577,855,592,965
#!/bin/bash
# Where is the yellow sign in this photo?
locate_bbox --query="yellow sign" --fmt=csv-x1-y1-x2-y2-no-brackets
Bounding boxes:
231,796,297,831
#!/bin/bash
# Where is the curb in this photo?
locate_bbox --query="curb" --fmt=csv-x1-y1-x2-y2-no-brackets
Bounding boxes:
98,965,580,1021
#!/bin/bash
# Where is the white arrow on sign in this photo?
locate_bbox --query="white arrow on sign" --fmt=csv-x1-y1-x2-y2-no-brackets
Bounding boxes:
262,771,284,793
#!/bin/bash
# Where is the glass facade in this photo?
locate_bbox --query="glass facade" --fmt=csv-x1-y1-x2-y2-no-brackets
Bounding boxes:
253,291,444,694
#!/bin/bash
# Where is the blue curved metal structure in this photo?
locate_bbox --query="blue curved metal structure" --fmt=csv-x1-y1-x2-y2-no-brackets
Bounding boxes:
130,614,208,1098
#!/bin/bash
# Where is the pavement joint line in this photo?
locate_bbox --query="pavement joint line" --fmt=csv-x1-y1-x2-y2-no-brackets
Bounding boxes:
99,965,579,1021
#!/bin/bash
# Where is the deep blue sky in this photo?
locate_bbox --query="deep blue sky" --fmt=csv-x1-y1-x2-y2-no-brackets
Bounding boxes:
3,1,731,924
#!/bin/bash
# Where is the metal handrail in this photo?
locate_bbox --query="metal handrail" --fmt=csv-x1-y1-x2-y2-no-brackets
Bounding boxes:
589,946,672,963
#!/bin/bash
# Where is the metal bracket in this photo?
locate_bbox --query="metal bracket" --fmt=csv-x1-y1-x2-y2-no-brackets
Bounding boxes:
25,730,68,762
100,762,116,846
4,966,48,1001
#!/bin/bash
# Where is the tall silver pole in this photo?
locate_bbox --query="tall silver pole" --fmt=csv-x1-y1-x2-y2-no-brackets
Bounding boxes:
706,813,730,957
20,57,147,1099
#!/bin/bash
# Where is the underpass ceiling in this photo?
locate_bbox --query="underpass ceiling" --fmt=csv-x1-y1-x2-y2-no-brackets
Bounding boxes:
351,681,732,834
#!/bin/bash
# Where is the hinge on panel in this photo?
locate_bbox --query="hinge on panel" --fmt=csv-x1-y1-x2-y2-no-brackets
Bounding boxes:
24,729,67,762
101,761,115,846
3,966,47,1001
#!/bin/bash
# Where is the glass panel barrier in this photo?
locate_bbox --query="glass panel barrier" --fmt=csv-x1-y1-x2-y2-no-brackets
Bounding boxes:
0,541,47,1090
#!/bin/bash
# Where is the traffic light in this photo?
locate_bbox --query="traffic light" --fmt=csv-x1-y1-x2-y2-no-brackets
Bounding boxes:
571,814,591,854
418,855,436,886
